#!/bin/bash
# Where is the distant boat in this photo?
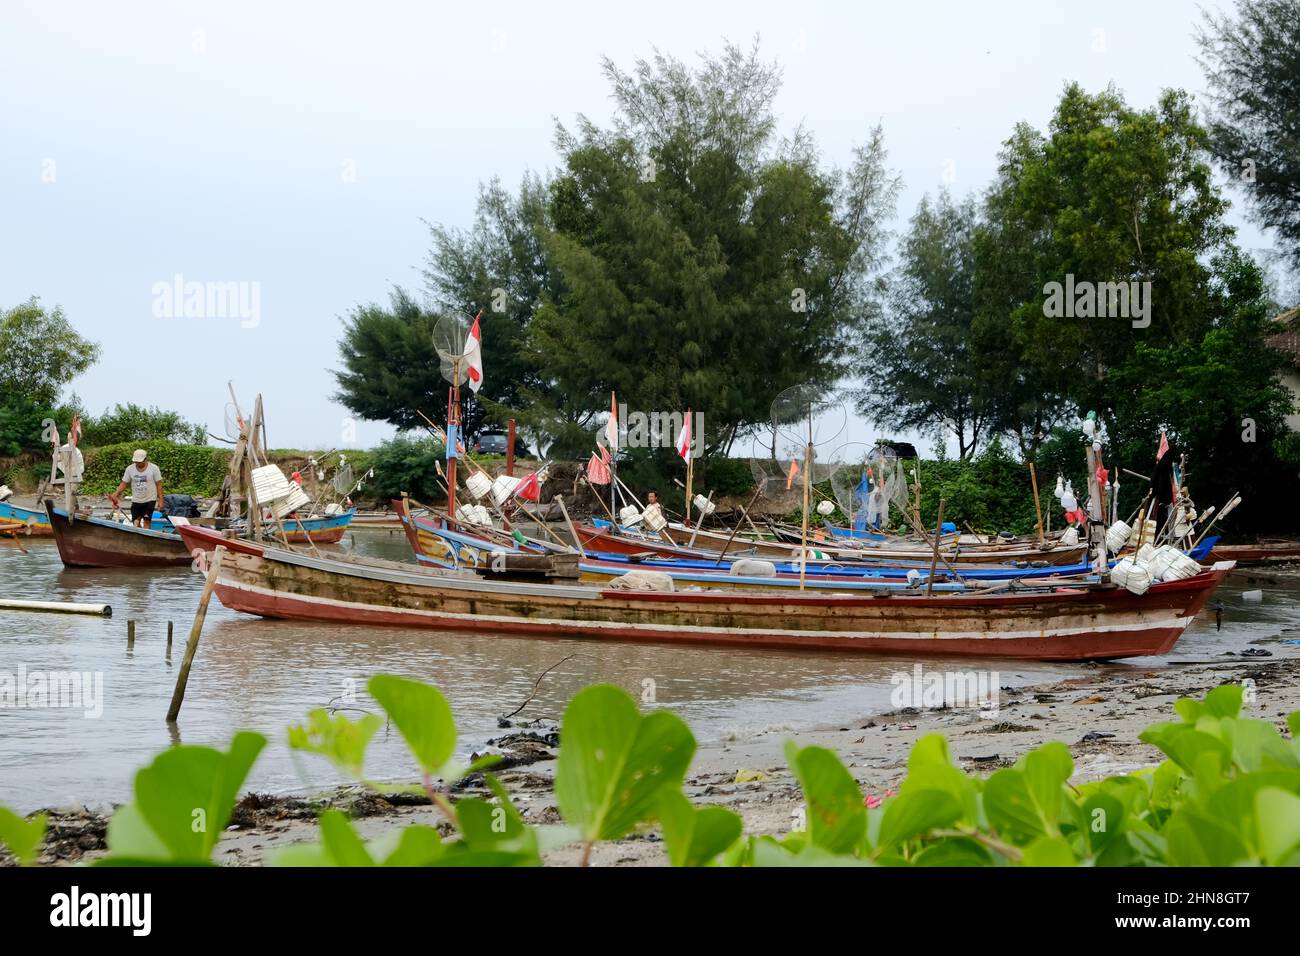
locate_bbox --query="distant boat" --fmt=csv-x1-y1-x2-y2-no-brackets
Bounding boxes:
148,508,354,543
0,500,52,535
44,502,355,568
45,502,192,568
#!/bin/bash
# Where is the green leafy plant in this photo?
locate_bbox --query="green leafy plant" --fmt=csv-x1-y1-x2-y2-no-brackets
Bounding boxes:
6,680,1297,868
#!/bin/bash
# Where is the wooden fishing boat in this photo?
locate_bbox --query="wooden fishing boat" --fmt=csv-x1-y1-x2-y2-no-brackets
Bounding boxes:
1208,540,1300,566
658,520,1087,565
0,500,52,535
45,502,192,568
177,522,1233,661
398,506,1217,595
147,508,354,544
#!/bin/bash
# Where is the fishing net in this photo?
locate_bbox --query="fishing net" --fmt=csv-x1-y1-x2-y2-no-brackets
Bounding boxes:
332,460,355,495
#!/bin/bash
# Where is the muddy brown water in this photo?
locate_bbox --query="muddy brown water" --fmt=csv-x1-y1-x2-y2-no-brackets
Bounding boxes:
1,530,1295,813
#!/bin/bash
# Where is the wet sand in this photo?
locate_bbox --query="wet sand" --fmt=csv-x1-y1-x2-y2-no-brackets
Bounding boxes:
19,642,1300,867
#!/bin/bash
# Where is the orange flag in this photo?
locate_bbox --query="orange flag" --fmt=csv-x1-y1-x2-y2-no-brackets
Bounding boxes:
785,459,800,490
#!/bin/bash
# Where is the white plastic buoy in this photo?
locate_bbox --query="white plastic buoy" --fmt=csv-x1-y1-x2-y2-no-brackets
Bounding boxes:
1242,590,1264,603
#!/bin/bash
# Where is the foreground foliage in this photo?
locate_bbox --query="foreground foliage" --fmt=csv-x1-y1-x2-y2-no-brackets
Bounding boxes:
2,682,1297,867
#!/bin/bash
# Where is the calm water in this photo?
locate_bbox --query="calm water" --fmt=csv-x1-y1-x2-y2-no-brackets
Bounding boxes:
1,530,1295,813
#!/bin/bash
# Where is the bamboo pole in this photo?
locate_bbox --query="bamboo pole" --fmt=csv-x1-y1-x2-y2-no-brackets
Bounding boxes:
166,546,225,723
713,487,764,567
798,442,813,591
687,490,713,549
1029,462,1045,547
555,495,586,558
925,499,947,596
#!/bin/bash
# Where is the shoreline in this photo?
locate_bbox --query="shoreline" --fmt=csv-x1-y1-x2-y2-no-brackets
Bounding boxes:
15,643,1299,868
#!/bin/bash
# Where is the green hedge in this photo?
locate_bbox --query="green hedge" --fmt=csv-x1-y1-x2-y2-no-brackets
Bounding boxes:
80,442,233,496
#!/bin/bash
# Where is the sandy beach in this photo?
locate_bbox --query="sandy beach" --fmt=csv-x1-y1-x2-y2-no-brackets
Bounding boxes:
19,631,1300,868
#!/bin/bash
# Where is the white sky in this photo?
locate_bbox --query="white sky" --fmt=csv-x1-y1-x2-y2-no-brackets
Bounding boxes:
0,0,1277,454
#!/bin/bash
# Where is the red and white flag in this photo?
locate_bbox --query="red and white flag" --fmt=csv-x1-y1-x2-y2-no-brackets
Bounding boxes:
605,392,618,453
49,422,60,449
69,415,81,449
463,312,483,394
1155,431,1169,462
675,410,692,462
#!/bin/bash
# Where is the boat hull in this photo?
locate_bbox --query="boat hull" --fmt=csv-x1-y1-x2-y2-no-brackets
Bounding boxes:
45,503,191,568
0,500,53,535
178,523,1232,661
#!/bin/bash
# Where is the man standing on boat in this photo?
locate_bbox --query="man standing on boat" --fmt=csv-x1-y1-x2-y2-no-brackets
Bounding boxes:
109,450,164,528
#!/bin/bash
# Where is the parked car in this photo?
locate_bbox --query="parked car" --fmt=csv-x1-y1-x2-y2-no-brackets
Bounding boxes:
473,430,534,457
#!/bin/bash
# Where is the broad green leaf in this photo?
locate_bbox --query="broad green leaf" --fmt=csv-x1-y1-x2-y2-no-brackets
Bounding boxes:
318,809,375,866
910,836,994,866
367,675,457,777
1221,717,1298,773
751,838,871,867
1255,787,1300,866
287,709,382,780
1022,742,1072,834
983,769,1042,844
116,730,266,862
1022,835,1076,866
1163,808,1251,866
1173,683,1243,723
0,807,46,866
554,684,695,842
1139,723,1231,777
104,803,170,861
658,791,743,866
1078,793,1125,854
785,741,867,855
369,825,444,865
877,790,962,851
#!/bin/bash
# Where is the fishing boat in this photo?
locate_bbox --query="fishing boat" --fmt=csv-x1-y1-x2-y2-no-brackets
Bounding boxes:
1208,540,1300,566
148,508,355,544
45,502,193,568
176,521,1233,660
0,500,52,535
398,503,1220,592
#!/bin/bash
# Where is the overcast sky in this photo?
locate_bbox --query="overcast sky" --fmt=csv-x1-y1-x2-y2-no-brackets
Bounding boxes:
0,0,1278,455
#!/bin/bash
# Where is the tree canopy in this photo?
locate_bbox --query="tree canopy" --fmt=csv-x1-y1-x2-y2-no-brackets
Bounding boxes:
1198,0,1300,275
0,298,99,407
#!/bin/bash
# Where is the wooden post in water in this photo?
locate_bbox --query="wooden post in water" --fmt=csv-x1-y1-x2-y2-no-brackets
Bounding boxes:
126,620,135,650
925,499,947,596
166,620,173,661
166,546,226,723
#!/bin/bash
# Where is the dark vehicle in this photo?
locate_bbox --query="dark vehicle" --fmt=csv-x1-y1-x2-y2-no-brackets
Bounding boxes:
473,430,534,457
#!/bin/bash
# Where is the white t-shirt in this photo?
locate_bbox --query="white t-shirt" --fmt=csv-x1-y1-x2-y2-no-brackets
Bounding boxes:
122,463,162,503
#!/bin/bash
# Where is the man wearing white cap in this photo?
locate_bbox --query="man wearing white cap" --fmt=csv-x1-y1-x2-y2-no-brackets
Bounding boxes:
109,450,164,528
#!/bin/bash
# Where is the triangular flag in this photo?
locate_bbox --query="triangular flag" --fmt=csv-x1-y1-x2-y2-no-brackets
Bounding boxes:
675,410,692,462
463,312,483,394
785,459,800,490
1155,431,1169,462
